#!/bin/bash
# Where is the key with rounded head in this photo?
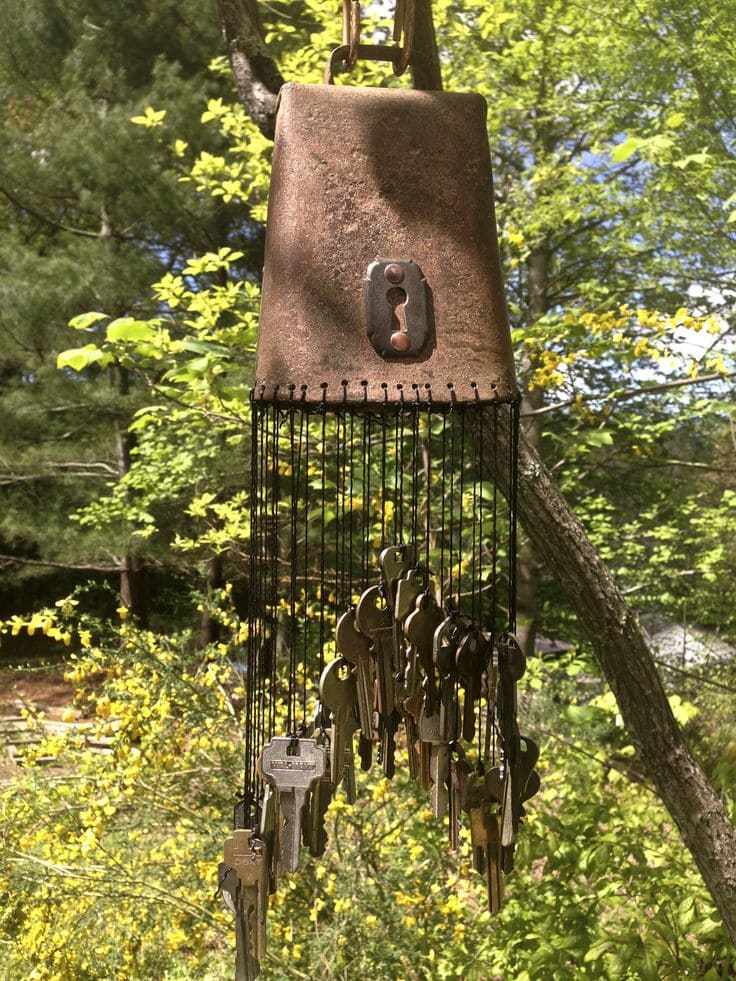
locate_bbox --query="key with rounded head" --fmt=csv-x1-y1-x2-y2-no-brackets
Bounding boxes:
319,657,358,787
405,594,443,714
261,737,327,874
336,607,374,739
355,585,394,716
455,629,490,742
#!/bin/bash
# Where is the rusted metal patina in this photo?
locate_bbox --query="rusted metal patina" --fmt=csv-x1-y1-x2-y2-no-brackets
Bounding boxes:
254,83,518,404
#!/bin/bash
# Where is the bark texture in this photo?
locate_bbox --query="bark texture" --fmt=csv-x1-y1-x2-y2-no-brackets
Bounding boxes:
487,409,736,941
515,245,549,657
216,0,284,139
411,0,444,91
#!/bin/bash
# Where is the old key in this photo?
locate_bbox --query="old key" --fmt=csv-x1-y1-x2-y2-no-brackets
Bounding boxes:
261,737,327,874
222,829,269,971
378,543,418,606
455,628,490,742
405,593,443,715
319,657,358,787
336,607,374,739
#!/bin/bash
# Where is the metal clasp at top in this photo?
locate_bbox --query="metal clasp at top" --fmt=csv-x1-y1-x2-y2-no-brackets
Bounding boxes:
325,0,416,83
364,259,430,359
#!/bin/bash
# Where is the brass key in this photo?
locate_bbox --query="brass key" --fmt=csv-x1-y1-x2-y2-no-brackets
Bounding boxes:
336,607,375,740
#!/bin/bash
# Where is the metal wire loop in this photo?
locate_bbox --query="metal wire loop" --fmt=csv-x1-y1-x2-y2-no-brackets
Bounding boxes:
330,0,415,80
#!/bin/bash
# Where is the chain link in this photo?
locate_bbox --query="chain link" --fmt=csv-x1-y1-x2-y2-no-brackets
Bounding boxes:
328,0,416,82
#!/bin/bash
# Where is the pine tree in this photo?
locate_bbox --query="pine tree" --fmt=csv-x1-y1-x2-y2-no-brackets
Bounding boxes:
0,0,259,619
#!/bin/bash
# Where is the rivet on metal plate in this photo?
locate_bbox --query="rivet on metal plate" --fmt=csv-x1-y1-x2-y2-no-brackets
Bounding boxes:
364,258,430,359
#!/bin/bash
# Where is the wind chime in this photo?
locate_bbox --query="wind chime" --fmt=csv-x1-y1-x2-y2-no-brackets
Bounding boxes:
219,5,539,976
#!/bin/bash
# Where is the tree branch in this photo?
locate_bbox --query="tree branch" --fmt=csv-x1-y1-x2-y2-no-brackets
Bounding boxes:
0,185,109,240
411,0,443,91
484,409,736,941
215,0,284,138
0,554,121,573
524,369,736,417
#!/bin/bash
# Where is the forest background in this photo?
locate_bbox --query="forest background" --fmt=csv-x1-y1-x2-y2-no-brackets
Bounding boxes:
0,0,735,978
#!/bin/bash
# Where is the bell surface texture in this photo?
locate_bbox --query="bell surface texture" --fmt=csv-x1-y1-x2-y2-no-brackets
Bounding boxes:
255,82,517,404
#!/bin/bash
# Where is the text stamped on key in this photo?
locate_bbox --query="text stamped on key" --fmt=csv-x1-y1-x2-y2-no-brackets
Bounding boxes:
268,759,319,771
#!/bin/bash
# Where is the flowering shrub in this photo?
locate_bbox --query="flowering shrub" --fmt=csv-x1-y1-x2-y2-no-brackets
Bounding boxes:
1,607,730,979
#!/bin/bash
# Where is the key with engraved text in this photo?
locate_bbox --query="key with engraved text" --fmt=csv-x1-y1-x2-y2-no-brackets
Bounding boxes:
261,737,327,874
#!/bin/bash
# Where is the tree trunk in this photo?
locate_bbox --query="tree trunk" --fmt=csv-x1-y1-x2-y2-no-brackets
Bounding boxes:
412,0,444,91
110,362,147,624
199,553,225,647
216,0,284,139
516,245,549,657
486,408,736,941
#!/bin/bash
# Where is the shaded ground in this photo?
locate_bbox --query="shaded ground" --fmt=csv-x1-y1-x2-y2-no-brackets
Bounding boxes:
0,665,75,720
0,662,76,781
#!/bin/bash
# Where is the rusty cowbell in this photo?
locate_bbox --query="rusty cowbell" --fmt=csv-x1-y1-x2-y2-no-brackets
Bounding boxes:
254,82,517,405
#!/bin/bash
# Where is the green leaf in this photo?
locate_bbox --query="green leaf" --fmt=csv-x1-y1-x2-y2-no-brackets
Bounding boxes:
180,339,230,357
611,135,644,163
106,318,156,343
69,311,108,331
57,345,105,371
665,111,686,128
583,430,614,447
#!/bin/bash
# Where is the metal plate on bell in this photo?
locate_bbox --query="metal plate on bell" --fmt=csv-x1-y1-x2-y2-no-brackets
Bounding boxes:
364,258,429,358
255,83,518,405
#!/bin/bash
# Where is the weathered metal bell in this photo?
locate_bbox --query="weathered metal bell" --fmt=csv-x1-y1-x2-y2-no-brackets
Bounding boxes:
255,82,517,404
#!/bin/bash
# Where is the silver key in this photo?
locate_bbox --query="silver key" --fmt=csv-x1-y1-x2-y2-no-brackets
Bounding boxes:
369,625,396,720
319,658,358,786
261,737,327,874
418,699,450,817
429,742,450,820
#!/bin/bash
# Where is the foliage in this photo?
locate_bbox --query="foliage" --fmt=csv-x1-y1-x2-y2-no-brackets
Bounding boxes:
2,0,735,977
1,612,733,979
0,0,256,611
